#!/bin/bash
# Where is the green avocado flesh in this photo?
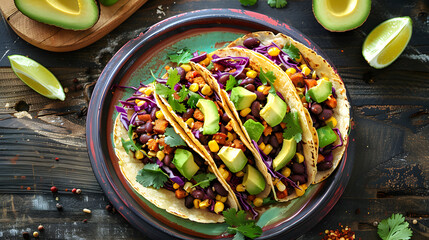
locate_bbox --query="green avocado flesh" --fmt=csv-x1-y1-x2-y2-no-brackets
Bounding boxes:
196,99,220,135
100,0,119,6
273,138,297,171
230,87,257,110
243,165,265,195
260,93,287,127
218,146,248,173
317,126,338,148
243,119,265,142
308,79,332,103
313,0,371,32
15,0,99,30
173,149,199,180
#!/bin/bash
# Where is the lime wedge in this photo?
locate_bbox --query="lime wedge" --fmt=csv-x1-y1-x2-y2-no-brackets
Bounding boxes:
8,55,65,101
362,16,412,69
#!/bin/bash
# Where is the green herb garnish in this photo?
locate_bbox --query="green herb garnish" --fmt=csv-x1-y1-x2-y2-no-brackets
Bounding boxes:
267,0,287,8
225,75,238,91
168,48,193,64
377,213,413,240
164,127,187,147
223,209,263,239
282,43,300,61
121,125,142,154
187,91,204,108
282,109,302,142
136,163,169,189
239,0,257,6
192,173,217,188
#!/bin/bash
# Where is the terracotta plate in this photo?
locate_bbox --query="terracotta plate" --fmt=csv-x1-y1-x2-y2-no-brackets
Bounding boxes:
86,9,354,239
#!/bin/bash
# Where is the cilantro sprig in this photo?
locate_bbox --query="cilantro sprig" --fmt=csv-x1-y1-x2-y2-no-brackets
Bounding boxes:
136,163,169,189
225,75,238,91
168,48,193,64
164,127,187,147
282,109,302,142
267,0,287,8
377,213,413,240
223,209,262,239
239,0,257,6
191,173,217,188
154,69,187,113
121,125,142,154
259,68,277,94
282,43,300,61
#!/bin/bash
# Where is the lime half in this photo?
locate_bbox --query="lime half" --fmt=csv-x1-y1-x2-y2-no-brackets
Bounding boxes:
8,55,65,101
362,16,412,69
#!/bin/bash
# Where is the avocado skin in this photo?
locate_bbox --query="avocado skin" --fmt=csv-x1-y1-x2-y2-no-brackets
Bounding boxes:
14,0,100,30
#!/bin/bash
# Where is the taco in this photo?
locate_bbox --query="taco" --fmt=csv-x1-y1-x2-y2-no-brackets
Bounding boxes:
113,83,239,223
194,48,318,201
228,32,350,183
154,64,271,217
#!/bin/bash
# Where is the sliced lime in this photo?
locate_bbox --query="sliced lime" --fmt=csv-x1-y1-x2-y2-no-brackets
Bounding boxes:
8,55,66,101
362,16,412,69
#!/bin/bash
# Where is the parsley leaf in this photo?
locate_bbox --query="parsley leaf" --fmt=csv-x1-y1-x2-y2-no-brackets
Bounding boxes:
282,109,302,142
136,163,169,189
225,75,238,91
223,208,262,239
187,92,203,108
267,0,287,8
166,68,180,88
177,87,189,102
239,0,257,6
168,48,193,64
282,43,300,61
168,95,187,113
259,68,276,85
378,213,413,240
164,127,187,147
155,83,174,97
192,173,217,188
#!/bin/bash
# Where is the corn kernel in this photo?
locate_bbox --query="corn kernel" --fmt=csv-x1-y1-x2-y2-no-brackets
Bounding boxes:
295,153,304,163
263,144,273,155
258,142,266,151
200,57,210,66
276,181,286,192
281,167,291,178
201,84,212,96
216,195,222,201
296,54,302,62
214,201,224,214
236,184,246,192
189,83,199,92
299,64,307,70
322,77,329,81
155,111,164,119
184,182,193,193
148,150,156,157
137,100,145,107
144,88,153,96
235,171,245,177
173,183,180,189
268,47,280,56
325,116,337,128
208,140,220,152
302,66,311,76
240,108,251,117
227,132,234,142
199,199,210,209
135,150,144,160
312,71,317,79
181,64,192,72
253,197,263,207
220,196,227,203
138,87,145,93
295,184,307,197
272,178,280,185
296,87,305,94
286,68,296,76
193,199,201,208
221,170,230,180
156,151,165,161
185,118,194,127
135,99,141,104
246,70,258,79
257,85,266,92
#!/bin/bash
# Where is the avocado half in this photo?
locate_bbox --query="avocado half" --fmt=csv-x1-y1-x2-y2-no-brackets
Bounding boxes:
313,0,371,32
15,0,99,30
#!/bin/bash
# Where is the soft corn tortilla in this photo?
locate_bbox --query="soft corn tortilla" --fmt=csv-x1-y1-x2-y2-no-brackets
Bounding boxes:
202,48,318,202
228,32,350,183
113,112,236,223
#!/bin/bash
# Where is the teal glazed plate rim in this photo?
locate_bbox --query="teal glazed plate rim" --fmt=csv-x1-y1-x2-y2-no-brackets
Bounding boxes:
86,9,354,239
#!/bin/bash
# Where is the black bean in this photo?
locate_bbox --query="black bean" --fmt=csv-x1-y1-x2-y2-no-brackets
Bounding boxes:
263,135,270,145
184,195,194,209
243,37,261,49
142,157,151,164
245,84,255,92
150,108,157,121
219,74,230,85
214,154,221,161
251,101,260,118
144,121,153,133
200,135,209,145
290,174,306,184
139,134,151,144
206,188,215,199
269,135,279,148
135,125,147,134
222,112,230,122
317,161,333,171
194,155,204,166
236,72,246,80
257,136,263,145
213,182,228,196
176,67,186,81
272,125,282,133
182,108,195,121
292,163,305,174
296,143,303,153
220,125,227,134
255,91,266,101
192,190,205,200
239,77,255,86
164,154,173,166
311,103,323,115
245,115,257,121
169,163,176,169
318,109,333,121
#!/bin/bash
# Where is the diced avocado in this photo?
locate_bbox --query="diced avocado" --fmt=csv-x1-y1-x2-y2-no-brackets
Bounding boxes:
196,99,220,135
15,0,99,30
230,87,257,110
243,119,265,142
243,165,265,195
172,149,199,180
260,93,287,127
308,79,333,103
317,126,338,148
313,0,371,32
273,138,297,171
218,146,248,173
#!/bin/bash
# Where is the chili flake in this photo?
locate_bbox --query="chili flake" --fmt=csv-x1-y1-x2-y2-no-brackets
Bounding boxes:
321,225,356,240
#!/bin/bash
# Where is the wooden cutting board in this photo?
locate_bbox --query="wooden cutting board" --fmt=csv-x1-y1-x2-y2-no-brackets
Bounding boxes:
0,0,148,52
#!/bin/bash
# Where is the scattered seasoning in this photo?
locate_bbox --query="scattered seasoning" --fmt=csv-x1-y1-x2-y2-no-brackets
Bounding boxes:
33,231,39,238
55,157,59,161
83,208,92,214
50,186,58,193
38,225,44,231
72,188,77,194
373,221,379,227
55,197,59,201
413,219,418,225
26,187,31,191
76,189,82,194
22,231,30,239
321,225,355,240
105,204,112,212
56,203,63,211
82,219,88,223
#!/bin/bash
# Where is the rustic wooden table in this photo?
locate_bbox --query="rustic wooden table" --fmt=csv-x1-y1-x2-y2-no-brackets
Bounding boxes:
1,0,428,239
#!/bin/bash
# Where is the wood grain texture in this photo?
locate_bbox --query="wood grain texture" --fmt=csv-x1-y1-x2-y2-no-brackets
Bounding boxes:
0,0,148,52
0,0,428,239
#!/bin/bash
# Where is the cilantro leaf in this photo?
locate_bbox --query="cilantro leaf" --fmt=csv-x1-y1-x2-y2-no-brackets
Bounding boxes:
239,0,257,6
192,173,217,188
235,223,263,239
305,90,313,103
177,87,189,102
155,83,174,97
187,92,203,108
136,163,168,189
121,138,134,154
206,61,214,70
167,95,187,113
224,208,262,239
262,196,277,205
223,208,250,227
166,68,180,88
164,127,187,147
121,125,142,154
225,75,238,91
168,48,193,64
259,68,276,85
233,232,245,240
268,81,277,95
378,213,413,240
282,43,300,61
282,109,302,142
267,0,287,8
